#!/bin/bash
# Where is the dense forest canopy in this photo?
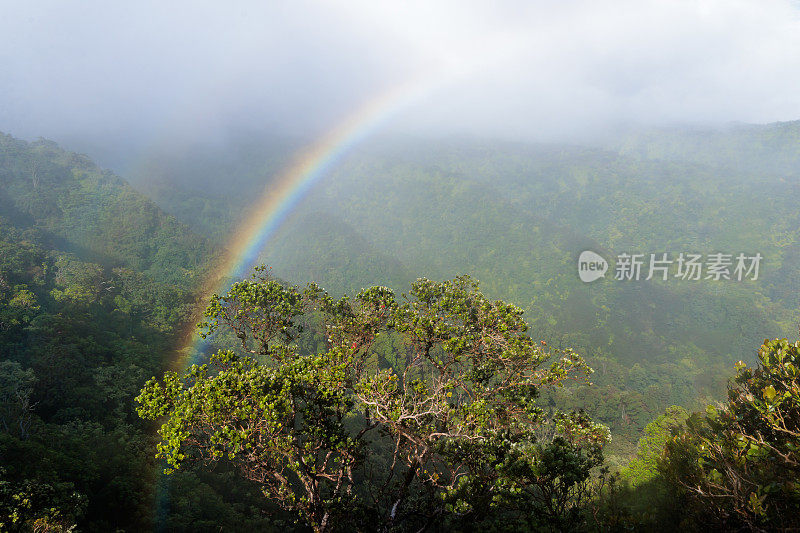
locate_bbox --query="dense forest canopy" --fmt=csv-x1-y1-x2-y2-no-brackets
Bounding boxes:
3,0,800,529
127,124,800,457
1,122,799,531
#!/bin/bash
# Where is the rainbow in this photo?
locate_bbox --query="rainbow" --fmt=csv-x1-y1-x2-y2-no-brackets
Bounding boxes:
154,36,524,527
155,75,442,529
170,75,438,370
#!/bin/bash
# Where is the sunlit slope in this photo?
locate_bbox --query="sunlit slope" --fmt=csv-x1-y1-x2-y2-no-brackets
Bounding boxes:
0,133,216,285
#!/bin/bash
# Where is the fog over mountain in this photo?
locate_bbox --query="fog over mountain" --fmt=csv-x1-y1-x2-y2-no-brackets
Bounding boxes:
2,0,800,161
5,2,800,530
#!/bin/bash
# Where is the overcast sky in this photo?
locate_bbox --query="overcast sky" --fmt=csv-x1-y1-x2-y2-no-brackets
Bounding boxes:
2,0,800,151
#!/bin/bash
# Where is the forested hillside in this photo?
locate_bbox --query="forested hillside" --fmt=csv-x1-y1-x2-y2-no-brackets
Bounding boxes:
123,124,800,461
0,134,216,284
2,124,799,530
5,0,799,529
0,135,276,530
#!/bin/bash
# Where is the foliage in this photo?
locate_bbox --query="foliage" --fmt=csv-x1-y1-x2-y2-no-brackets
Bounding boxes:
0,132,239,530
0,467,85,533
138,270,609,532
661,338,800,530
0,133,216,284
3,124,800,530
622,405,689,487
134,127,800,458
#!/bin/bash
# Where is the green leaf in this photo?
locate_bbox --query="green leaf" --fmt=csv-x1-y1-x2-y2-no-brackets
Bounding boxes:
763,385,777,402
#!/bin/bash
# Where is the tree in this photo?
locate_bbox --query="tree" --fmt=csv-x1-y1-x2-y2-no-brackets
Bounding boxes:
662,338,800,531
623,405,689,487
0,467,84,533
0,362,37,440
138,268,609,532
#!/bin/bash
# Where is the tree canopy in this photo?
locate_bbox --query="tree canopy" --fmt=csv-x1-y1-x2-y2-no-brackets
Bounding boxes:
138,269,609,532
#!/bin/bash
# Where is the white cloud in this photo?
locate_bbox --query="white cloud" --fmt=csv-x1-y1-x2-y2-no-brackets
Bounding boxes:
0,0,798,146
